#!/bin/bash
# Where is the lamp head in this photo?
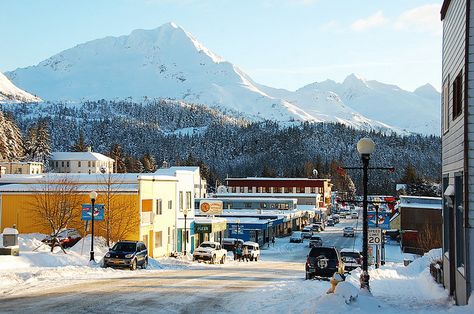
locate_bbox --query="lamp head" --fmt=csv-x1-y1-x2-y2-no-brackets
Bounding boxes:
357,138,375,155
89,191,98,200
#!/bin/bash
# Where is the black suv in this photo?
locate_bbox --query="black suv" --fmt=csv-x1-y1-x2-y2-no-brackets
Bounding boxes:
104,241,148,270
305,246,343,280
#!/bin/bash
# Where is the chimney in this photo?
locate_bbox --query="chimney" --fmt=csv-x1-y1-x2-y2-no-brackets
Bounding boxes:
87,146,92,152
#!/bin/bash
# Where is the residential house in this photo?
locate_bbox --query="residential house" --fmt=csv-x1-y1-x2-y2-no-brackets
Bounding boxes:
50,149,114,174
0,161,43,175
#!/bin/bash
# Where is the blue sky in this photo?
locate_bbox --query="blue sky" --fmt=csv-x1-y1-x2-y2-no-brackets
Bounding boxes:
0,0,442,91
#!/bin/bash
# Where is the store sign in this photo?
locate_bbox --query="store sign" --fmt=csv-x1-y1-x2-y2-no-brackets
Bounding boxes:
199,200,223,215
195,224,211,233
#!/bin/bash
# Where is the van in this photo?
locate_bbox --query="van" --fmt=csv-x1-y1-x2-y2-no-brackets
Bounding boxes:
222,238,244,252
242,241,260,261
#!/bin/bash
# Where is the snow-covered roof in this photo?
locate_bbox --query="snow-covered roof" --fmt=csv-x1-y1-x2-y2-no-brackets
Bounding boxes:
399,196,442,210
155,166,199,175
51,152,114,162
138,174,178,182
194,217,227,224
0,183,139,193
0,173,143,184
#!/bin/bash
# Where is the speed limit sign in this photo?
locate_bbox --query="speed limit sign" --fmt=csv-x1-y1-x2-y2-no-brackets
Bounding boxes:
368,228,382,245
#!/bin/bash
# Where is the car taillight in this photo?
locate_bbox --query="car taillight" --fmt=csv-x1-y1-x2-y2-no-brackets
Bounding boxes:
306,257,310,266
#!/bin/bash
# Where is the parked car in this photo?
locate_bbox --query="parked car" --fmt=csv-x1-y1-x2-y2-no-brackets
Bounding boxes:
104,240,148,270
351,212,359,219
222,238,244,252
242,241,260,261
340,248,362,271
326,219,335,227
41,228,82,248
193,241,227,264
331,215,340,224
290,231,304,243
309,235,323,248
314,222,325,231
305,246,344,279
301,226,313,239
338,211,348,218
343,227,355,237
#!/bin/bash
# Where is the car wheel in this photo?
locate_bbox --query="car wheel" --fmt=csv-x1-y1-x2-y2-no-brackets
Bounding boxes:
220,256,226,264
130,259,137,271
255,255,258,262
305,272,311,280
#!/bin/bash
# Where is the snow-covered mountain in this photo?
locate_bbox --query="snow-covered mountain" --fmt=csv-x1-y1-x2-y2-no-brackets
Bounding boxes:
0,71,41,103
5,22,439,134
294,74,440,135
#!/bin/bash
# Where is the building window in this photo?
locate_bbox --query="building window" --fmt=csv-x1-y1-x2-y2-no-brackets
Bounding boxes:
88,161,91,167
245,202,252,208
186,191,192,209
247,187,253,193
310,187,316,194
78,161,81,167
453,72,463,119
455,173,464,268
154,232,162,248
156,199,162,215
284,187,290,193
168,200,172,210
443,79,449,132
179,191,184,210
66,161,70,167
296,186,304,193
168,227,171,245
61,161,64,167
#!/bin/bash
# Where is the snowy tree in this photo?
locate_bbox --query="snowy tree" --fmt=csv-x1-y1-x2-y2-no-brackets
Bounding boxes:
0,110,24,161
71,130,87,152
141,153,156,172
109,144,126,173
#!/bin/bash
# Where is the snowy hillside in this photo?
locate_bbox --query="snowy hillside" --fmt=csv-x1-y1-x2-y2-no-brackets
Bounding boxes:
0,72,41,103
5,22,439,134
296,74,441,135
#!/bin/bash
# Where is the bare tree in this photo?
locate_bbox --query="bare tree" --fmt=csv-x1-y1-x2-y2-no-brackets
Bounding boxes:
418,224,442,254
30,175,83,252
97,172,139,246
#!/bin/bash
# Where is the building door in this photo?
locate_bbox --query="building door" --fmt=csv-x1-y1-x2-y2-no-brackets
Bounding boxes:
177,229,182,252
448,202,455,295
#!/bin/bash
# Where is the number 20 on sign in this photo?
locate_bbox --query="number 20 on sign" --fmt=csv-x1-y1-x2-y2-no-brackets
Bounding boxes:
368,228,382,245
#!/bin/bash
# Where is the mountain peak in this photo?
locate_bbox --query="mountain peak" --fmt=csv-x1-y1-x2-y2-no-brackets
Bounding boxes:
342,73,369,89
0,71,41,103
414,83,440,98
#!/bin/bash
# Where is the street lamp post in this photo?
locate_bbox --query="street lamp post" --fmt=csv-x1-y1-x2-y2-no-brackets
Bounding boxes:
236,219,240,241
357,138,375,291
89,191,98,262
183,207,189,256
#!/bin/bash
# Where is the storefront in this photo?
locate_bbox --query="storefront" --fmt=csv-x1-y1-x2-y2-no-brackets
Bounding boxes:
193,218,227,247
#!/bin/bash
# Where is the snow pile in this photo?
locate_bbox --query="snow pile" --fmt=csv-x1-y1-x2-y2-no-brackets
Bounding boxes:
0,233,187,295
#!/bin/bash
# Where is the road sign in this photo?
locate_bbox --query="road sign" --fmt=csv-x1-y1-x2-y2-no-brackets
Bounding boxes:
368,228,382,245
81,204,105,221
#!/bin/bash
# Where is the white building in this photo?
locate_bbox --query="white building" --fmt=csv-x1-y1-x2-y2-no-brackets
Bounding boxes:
0,161,43,175
49,150,114,174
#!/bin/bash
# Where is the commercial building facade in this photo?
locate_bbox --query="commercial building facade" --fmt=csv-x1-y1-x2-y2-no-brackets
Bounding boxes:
441,0,474,305
0,161,43,175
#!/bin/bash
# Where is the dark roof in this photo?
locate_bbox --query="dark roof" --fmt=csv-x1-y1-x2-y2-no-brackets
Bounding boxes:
441,0,452,20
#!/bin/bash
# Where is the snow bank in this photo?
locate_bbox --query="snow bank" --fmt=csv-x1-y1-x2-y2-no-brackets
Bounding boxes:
0,233,189,295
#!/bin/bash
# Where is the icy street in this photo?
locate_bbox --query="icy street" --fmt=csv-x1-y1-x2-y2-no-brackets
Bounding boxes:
1,216,470,314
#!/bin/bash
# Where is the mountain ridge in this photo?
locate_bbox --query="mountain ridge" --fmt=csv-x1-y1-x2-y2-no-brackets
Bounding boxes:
5,22,439,135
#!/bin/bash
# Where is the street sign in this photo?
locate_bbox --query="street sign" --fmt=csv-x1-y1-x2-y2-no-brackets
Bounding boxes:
368,228,382,245
81,204,105,221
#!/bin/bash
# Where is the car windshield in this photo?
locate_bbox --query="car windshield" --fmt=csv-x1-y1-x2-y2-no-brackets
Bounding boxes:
310,237,321,240
112,242,136,252
309,248,337,258
344,227,354,231
341,252,360,259
200,243,216,248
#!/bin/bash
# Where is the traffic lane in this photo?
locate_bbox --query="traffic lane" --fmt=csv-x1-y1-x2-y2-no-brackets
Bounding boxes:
0,261,304,313
318,217,361,250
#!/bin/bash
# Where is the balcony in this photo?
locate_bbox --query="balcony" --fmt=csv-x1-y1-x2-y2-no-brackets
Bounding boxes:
141,211,155,225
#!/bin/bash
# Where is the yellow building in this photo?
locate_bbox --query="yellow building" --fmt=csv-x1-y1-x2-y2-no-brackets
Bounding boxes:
0,173,178,258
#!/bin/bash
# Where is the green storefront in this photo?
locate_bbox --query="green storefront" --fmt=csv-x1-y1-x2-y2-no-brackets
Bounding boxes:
194,219,227,246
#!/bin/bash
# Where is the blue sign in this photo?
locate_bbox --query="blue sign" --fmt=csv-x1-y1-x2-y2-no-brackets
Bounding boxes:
81,204,105,221
230,224,244,235
367,211,390,229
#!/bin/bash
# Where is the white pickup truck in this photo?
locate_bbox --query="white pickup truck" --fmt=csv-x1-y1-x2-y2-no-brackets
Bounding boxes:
193,241,227,264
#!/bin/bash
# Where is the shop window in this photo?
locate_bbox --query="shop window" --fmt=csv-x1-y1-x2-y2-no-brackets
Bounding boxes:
154,232,162,248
